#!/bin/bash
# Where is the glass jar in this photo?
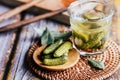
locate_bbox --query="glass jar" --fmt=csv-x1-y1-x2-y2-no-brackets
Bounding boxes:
68,0,114,55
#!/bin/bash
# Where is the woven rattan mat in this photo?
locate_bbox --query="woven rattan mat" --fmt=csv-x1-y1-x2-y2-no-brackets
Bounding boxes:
27,40,120,80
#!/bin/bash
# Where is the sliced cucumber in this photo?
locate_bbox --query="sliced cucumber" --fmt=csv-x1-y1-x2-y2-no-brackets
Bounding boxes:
74,37,83,47
83,11,104,21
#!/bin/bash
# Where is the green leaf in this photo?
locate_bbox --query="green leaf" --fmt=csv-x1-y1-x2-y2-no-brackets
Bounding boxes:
51,31,72,40
88,59,105,69
41,28,54,45
41,27,72,45
34,27,43,36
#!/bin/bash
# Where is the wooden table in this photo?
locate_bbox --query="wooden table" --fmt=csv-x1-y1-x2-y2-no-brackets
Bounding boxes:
0,3,120,80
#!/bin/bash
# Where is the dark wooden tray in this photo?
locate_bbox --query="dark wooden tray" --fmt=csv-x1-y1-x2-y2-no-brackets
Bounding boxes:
0,0,71,25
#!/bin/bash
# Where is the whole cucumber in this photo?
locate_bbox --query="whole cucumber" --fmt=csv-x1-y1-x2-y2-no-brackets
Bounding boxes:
43,39,63,54
54,41,72,57
41,54,53,60
43,55,68,66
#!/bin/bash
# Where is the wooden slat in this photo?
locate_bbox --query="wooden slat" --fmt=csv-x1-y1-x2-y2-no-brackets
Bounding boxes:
6,15,69,80
0,5,20,80
0,0,70,25
19,0,65,10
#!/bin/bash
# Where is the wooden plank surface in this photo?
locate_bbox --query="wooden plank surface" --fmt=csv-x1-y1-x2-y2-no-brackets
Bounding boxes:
6,14,69,80
0,5,20,80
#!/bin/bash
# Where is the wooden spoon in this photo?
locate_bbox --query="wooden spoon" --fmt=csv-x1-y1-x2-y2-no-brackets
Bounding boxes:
33,45,80,71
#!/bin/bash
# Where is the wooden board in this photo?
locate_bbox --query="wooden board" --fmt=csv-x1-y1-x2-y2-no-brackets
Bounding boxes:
0,0,75,25
0,5,20,80
5,15,69,80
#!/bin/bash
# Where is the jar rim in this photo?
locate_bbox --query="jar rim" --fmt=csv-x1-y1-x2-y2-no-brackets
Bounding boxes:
68,0,114,22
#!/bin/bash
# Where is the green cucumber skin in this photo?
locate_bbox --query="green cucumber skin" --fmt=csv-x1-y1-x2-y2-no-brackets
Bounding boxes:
93,41,101,49
54,31,72,40
43,56,68,66
63,51,69,56
72,30,89,42
82,32,104,49
41,54,53,60
43,39,63,54
54,41,72,57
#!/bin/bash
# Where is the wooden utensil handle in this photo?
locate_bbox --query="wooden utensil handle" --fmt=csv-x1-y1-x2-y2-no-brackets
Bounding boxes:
0,8,67,32
0,0,41,22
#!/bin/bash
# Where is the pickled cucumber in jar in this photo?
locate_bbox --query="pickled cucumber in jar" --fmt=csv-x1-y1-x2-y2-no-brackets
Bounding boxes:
70,10,111,52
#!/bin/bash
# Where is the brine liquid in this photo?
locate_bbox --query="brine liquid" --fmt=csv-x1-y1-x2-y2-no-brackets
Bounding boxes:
70,11,112,52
